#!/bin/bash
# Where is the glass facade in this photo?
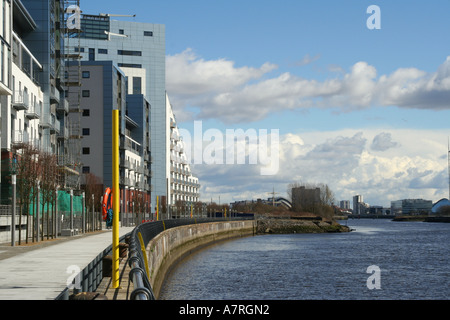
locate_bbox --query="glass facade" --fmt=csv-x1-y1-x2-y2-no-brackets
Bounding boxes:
80,14,109,40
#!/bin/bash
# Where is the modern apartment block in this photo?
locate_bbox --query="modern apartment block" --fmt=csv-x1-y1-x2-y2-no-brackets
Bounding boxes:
0,1,200,214
168,96,200,205
352,195,365,215
1,0,80,203
67,60,151,214
73,11,200,213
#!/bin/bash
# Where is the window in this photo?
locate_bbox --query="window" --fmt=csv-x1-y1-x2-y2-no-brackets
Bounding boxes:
82,147,90,155
98,48,108,54
144,31,153,37
82,128,90,136
118,63,142,69
89,48,95,61
82,166,90,174
118,50,142,56
82,109,90,116
82,71,90,78
132,77,142,95
82,90,90,97
119,29,124,34
75,47,85,52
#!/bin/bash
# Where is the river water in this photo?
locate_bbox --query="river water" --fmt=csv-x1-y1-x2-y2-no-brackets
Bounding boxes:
159,219,449,300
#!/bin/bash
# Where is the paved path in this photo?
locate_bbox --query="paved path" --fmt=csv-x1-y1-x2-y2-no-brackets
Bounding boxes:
0,227,134,300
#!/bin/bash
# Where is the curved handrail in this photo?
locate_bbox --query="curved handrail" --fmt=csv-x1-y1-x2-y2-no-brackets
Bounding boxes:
127,217,252,300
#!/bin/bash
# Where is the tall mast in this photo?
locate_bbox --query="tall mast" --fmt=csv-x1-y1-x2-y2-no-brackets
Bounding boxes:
448,137,450,199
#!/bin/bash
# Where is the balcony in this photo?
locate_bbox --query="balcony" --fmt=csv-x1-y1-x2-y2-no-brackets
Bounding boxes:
121,135,141,155
56,98,69,114
39,112,51,128
50,85,60,104
50,114,60,134
57,127,69,140
12,91,29,111
12,130,30,145
25,102,41,119
120,177,131,186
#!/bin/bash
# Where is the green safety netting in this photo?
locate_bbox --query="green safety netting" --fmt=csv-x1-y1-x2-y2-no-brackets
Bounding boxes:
28,190,83,216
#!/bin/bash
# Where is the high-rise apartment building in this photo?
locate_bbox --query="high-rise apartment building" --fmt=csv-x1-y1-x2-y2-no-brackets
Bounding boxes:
67,60,152,215
18,0,79,189
1,0,80,203
74,11,200,214
0,2,200,214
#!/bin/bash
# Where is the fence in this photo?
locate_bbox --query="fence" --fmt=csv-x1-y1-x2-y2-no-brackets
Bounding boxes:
0,203,103,245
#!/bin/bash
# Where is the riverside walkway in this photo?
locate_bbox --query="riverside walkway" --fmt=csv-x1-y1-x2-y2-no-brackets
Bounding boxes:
0,227,134,300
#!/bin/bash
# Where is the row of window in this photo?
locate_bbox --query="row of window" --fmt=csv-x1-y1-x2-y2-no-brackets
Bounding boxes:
118,29,153,37
75,47,144,57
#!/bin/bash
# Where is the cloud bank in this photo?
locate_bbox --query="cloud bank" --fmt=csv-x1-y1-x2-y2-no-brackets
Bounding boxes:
193,129,448,207
167,50,450,123
167,50,450,207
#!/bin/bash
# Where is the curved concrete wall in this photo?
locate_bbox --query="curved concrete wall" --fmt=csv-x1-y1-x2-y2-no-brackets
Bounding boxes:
146,220,255,299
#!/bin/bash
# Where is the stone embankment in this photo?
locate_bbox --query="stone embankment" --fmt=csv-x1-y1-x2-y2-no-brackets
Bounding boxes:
255,216,350,234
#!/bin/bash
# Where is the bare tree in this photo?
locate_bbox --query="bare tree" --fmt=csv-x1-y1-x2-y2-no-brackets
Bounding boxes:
40,152,58,239
288,181,336,220
14,144,40,244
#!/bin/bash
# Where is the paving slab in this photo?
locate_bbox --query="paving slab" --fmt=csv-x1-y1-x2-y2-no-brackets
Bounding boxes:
0,227,134,300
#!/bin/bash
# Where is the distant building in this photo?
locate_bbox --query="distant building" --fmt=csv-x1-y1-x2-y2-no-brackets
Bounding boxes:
340,200,350,210
391,199,433,215
432,198,450,214
231,197,292,210
292,187,320,212
353,195,367,215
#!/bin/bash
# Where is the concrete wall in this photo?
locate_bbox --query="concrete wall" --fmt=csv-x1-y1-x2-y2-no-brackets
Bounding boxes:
146,220,255,299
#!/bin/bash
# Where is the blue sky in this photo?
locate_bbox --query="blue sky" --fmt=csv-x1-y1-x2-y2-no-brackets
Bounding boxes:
80,1,450,208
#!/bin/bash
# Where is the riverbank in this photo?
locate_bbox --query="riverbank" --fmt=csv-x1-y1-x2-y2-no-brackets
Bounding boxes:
393,215,450,223
255,216,350,234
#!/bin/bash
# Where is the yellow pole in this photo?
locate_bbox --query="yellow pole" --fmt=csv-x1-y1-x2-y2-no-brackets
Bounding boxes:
138,232,150,277
156,196,159,220
112,109,120,289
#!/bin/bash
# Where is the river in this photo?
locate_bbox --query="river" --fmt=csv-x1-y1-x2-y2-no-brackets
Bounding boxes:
159,219,449,300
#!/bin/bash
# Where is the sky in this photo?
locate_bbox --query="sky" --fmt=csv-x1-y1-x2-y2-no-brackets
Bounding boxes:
80,0,450,208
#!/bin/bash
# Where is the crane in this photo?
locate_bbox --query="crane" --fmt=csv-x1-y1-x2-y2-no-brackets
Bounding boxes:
104,31,128,40
99,13,136,18
268,187,279,207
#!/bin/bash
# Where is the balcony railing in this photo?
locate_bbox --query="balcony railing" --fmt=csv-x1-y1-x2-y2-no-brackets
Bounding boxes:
25,102,41,119
12,91,29,111
50,114,60,134
40,112,51,128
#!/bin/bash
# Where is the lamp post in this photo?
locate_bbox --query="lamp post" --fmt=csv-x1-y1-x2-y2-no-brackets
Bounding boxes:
11,173,16,247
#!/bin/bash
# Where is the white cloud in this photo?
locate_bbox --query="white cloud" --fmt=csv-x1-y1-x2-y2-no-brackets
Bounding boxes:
166,52,450,123
294,54,321,67
194,129,449,207
371,132,400,151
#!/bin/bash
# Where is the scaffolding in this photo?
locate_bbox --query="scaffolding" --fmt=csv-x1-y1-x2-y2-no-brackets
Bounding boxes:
60,0,82,190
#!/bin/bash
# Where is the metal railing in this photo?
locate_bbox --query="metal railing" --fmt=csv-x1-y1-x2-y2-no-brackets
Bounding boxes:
127,217,253,300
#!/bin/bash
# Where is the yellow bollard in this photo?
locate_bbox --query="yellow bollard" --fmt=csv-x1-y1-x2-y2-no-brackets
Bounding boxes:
112,109,120,289
156,196,159,221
